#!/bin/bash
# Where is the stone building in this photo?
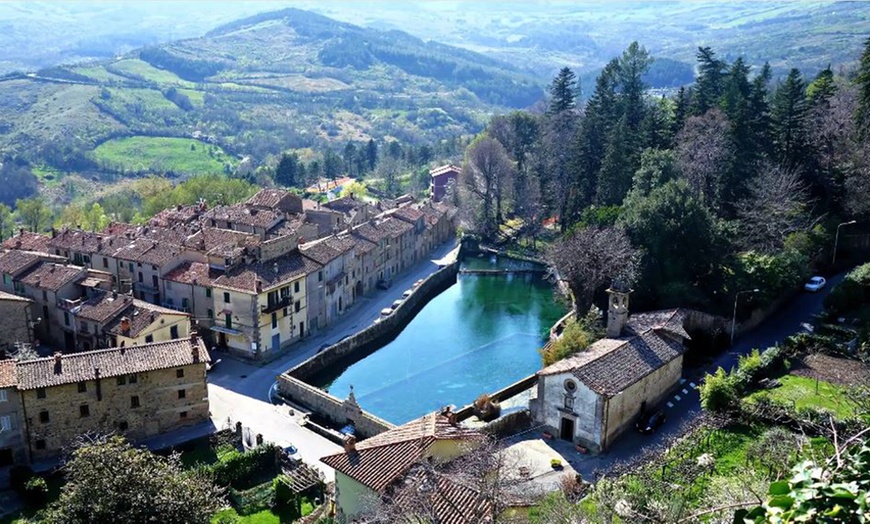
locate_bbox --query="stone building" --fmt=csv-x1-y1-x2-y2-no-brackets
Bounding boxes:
532,291,688,452
0,291,33,354
0,360,28,466
16,335,210,461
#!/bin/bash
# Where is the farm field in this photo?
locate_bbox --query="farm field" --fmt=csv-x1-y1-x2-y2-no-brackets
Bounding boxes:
91,136,235,175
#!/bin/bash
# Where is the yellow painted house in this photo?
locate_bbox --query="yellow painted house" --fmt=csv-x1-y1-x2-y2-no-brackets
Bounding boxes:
211,250,321,359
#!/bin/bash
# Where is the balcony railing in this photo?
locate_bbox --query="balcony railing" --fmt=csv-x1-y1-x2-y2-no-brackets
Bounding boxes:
261,296,290,314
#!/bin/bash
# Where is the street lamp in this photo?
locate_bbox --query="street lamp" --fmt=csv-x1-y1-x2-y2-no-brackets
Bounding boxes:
832,220,858,265
731,289,760,345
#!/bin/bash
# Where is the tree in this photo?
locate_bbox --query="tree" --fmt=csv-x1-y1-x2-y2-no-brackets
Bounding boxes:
738,163,816,253
374,155,403,198
692,46,727,115
460,136,514,240
856,36,870,139
619,180,726,308
548,226,639,315
340,180,368,199
630,148,680,198
323,149,342,180
343,141,358,177
0,158,39,206
275,152,301,188
547,67,579,114
0,203,12,241
771,68,810,170
806,65,837,109
15,197,52,233
675,108,733,209
365,139,378,171
83,203,109,232
43,435,221,524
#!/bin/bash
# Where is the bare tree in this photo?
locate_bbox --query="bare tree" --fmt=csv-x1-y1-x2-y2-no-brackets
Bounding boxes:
737,162,818,252
461,137,515,240
548,226,640,316
675,109,733,208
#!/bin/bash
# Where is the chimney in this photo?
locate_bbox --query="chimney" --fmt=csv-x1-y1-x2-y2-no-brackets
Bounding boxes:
19,227,24,237
112,290,117,299
255,279,263,293
606,287,631,338
50,227,57,238
191,335,200,362
120,316,131,334
273,262,279,275
442,405,457,426
53,352,62,374
343,435,357,454
94,367,102,401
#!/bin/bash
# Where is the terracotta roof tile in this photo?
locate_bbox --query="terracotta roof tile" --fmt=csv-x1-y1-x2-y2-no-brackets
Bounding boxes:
202,204,282,229
65,292,134,323
0,250,45,277
46,229,104,254
2,232,51,253
148,205,205,228
0,360,16,388
104,300,189,338
300,240,342,266
213,251,318,294
163,261,222,286
323,196,368,214
322,235,356,254
15,338,209,390
113,238,185,266
392,206,425,224
0,290,32,303
18,262,84,292
246,189,303,214
391,466,492,524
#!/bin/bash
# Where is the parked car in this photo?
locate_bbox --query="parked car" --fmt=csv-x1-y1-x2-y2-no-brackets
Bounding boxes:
283,445,302,465
402,289,413,299
380,307,393,317
636,410,666,434
391,299,403,309
804,276,827,292
376,278,392,290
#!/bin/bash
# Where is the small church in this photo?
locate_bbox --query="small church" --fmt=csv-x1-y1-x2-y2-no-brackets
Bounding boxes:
531,288,689,452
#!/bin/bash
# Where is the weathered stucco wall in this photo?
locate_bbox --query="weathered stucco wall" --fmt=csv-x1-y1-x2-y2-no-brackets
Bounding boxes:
603,354,683,448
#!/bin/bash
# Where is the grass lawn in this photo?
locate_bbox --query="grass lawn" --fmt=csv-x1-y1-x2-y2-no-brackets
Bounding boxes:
92,136,235,175
747,374,857,419
110,59,194,87
212,502,315,523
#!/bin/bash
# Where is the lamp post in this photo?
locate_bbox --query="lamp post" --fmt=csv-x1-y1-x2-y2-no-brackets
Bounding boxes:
731,289,760,345
832,220,858,265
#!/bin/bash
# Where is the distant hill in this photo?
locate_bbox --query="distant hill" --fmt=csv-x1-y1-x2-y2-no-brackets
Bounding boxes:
0,8,542,175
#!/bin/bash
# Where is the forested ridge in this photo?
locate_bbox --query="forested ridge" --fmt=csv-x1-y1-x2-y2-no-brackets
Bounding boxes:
458,39,870,317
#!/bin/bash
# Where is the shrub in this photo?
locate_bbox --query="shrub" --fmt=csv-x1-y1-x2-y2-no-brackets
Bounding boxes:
206,443,279,489
23,476,48,507
473,394,501,421
273,475,302,520
229,481,274,516
699,367,739,412
541,307,602,366
825,262,870,315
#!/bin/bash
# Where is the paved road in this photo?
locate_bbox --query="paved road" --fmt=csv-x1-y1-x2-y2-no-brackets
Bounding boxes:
205,241,459,480
559,271,849,479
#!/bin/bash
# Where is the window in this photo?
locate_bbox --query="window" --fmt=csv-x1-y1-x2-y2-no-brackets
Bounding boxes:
77,382,87,393
564,380,577,393
181,298,189,309
223,292,231,303
283,307,288,318
0,415,11,431
294,301,300,313
205,288,212,298
79,404,90,418
39,411,49,423
129,374,137,384
177,389,186,399
564,395,575,410
42,290,47,301
294,281,300,293
102,257,108,268
179,411,188,419
176,369,184,378
152,265,158,271
152,275,158,288
138,272,143,283
35,440,46,450
64,311,70,326
170,325,179,340
207,309,213,319
0,389,7,403
118,421,129,431
145,334,154,343
130,395,140,408
271,312,277,329
225,314,232,329
318,271,323,282
81,322,89,334
128,262,134,272
36,388,46,399
84,255,90,264
165,281,173,290
117,376,126,386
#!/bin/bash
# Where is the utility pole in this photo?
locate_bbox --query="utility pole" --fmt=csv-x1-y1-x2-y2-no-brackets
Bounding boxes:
832,220,857,265
731,289,760,345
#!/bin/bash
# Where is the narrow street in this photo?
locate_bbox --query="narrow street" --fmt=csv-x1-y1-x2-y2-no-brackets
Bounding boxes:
558,271,849,479
205,241,459,479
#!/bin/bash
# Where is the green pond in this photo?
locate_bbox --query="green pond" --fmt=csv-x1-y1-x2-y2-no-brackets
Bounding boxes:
317,255,566,424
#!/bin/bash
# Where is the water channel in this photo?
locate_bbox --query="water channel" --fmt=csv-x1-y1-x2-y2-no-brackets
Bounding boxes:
315,255,567,424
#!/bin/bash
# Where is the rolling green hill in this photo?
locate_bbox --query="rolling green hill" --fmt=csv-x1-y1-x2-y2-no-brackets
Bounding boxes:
0,8,541,175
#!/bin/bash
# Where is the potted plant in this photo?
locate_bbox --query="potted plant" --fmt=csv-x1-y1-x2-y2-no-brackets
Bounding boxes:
550,458,563,470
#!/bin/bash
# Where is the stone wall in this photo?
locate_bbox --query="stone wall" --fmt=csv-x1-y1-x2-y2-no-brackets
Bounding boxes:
276,374,393,439
0,298,31,353
288,261,459,381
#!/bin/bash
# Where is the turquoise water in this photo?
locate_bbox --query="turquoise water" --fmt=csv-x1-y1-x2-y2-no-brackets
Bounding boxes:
318,256,566,424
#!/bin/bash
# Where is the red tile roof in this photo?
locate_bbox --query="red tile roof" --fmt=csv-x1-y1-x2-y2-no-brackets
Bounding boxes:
66,292,134,323
202,204,283,230
212,251,319,293
163,261,222,287
321,412,484,492
18,262,84,292
0,360,16,389
0,250,45,277
46,229,104,254
246,189,303,214
112,238,185,266
0,290,31,303
15,337,209,390
300,240,342,266
104,299,189,338
2,232,51,253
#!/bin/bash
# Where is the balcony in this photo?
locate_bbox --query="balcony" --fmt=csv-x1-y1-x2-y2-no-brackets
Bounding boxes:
133,281,159,294
261,296,290,314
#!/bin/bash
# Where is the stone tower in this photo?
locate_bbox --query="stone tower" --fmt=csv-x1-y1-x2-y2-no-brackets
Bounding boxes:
606,288,631,338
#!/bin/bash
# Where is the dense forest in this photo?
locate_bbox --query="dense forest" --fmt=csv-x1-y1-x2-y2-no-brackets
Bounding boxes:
457,38,870,318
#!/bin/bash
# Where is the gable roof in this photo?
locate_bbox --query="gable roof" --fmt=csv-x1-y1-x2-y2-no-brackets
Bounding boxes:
246,189,303,214
18,262,84,292
390,466,492,524
538,329,685,397
2,232,51,253
66,292,134,323
163,261,222,287
104,299,189,338
212,250,319,293
46,229,104,254
0,250,46,277
300,240,342,266
15,337,209,390
112,238,185,266
0,290,31,303
321,412,483,493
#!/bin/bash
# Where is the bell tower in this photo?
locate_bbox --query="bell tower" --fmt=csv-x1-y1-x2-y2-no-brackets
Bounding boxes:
606,288,631,338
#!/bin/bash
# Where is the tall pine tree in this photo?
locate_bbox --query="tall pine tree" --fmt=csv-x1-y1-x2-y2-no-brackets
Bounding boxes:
692,47,727,115
855,36,870,139
771,68,809,170
548,67,579,114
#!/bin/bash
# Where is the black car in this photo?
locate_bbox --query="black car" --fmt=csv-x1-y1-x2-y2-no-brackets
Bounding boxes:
635,409,666,434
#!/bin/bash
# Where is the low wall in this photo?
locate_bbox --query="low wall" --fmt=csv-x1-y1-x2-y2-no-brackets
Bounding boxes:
289,261,459,381
485,409,532,438
455,373,538,422
277,374,394,439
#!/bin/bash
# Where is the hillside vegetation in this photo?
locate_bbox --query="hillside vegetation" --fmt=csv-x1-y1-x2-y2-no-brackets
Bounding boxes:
0,8,541,175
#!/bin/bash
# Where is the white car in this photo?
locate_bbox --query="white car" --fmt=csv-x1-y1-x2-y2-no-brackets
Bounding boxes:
804,276,826,292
